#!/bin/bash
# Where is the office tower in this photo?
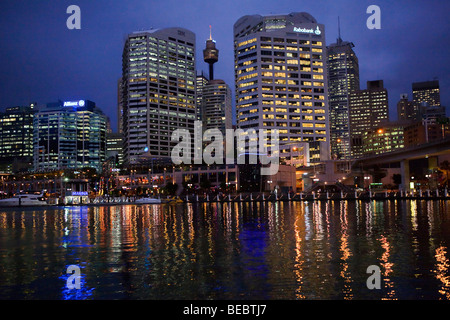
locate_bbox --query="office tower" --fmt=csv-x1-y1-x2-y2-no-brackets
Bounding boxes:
327,31,360,160
203,26,219,80
121,28,197,164
397,93,419,123
412,80,441,107
118,77,124,134
202,79,232,134
196,71,209,121
106,132,124,166
362,122,405,156
234,12,330,164
0,104,35,173
349,80,389,158
33,100,107,172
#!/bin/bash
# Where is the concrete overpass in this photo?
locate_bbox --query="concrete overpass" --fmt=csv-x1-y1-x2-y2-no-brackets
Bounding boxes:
352,137,450,190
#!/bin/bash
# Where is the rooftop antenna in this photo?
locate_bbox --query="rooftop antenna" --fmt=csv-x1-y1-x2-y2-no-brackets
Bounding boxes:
337,16,342,44
209,25,212,41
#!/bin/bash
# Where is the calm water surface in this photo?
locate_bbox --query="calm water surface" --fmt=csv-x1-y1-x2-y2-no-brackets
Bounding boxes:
1,200,450,300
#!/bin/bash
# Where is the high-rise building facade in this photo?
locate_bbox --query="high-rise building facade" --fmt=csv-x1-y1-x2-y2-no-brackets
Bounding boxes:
106,132,124,166
117,77,125,134
33,100,107,172
412,80,441,107
202,79,232,134
349,80,389,158
196,71,209,121
327,37,360,160
397,93,419,123
234,12,330,164
0,104,35,172
121,28,197,164
362,122,405,157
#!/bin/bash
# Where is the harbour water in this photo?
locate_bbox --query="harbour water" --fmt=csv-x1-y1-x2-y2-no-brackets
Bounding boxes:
1,200,450,300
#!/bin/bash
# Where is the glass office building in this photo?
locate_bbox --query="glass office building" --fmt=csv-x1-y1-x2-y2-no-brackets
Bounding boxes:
33,100,107,172
234,12,330,164
0,104,35,172
121,28,197,164
201,79,232,135
349,80,389,158
327,37,360,160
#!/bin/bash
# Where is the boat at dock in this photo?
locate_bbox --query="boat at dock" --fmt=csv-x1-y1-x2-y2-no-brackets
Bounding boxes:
0,193,48,207
134,197,162,204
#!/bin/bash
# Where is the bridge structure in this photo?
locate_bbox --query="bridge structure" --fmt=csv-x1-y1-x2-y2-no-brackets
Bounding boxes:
352,137,450,191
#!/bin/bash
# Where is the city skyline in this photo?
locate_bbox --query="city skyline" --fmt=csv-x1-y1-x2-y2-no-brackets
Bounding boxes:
0,0,449,133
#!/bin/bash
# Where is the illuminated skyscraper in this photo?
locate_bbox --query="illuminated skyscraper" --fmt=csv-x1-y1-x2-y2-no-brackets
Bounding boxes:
202,79,232,134
121,28,197,164
234,12,330,164
349,80,389,158
397,93,419,123
412,80,441,107
196,71,209,121
327,31,359,160
33,100,107,171
0,104,35,173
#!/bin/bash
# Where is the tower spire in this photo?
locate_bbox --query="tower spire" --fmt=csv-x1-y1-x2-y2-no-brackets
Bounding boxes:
337,16,342,44
203,25,219,80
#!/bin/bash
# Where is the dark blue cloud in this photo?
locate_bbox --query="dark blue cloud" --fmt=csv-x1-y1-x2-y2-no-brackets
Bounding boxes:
0,0,448,131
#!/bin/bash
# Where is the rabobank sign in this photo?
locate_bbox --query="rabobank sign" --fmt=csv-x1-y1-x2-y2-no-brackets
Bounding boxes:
293,26,322,35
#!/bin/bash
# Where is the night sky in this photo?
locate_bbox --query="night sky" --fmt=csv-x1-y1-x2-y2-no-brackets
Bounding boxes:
0,0,449,132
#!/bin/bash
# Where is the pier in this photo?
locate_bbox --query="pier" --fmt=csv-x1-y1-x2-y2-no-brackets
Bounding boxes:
180,189,450,203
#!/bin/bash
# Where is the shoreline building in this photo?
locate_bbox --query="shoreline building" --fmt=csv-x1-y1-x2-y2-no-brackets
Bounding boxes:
327,33,360,160
233,12,330,165
33,100,107,172
121,28,197,164
349,80,389,158
0,104,36,173
362,121,406,157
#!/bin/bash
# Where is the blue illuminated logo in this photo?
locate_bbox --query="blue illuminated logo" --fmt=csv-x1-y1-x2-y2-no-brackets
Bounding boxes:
63,100,85,107
72,191,88,196
314,26,321,35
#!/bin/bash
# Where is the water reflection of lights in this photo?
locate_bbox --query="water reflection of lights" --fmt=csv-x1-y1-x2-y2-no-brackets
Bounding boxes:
365,201,373,237
294,202,306,299
339,201,353,300
434,245,450,300
410,200,418,231
379,235,397,300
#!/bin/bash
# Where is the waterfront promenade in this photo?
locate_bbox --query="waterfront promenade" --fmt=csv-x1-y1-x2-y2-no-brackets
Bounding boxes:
72,189,450,206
